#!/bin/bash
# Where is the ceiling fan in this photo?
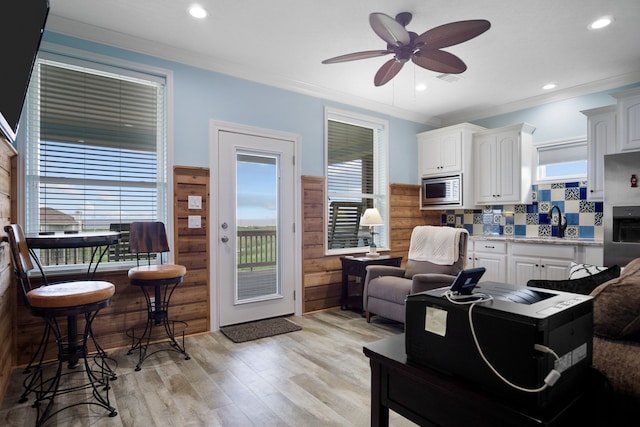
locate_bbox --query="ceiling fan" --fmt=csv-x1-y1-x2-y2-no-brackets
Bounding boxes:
321,12,491,87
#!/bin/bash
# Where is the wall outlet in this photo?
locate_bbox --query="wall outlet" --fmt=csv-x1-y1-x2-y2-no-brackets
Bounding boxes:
188,195,202,209
188,215,201,228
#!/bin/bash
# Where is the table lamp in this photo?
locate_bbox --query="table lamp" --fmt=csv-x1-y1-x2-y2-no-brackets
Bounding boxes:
361,207,384,257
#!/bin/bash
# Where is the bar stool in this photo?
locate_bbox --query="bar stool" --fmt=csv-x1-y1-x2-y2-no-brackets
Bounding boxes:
126,221,190,371
4,224,117,426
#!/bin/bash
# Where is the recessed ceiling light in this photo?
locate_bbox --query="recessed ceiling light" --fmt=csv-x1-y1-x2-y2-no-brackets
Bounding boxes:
589,16,612,30
415,83,427,91
189,5,208,19
542,83,557,90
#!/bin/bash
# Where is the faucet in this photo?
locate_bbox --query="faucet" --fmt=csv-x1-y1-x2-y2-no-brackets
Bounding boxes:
549,205,567,238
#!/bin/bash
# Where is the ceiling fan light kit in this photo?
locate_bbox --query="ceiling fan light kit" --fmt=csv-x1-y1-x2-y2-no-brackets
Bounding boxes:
322,12,491,87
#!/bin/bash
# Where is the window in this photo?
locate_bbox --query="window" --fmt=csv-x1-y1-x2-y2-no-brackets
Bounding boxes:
536,138,587,182
20,54,167,268
325,108,388,254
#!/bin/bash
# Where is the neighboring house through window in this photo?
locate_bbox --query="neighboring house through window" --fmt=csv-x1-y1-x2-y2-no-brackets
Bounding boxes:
325,108,388,254
19,52,168,268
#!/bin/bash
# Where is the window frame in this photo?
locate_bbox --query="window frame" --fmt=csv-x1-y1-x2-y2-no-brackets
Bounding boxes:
324,107,389,256
17,45,174,274
535,137,587,183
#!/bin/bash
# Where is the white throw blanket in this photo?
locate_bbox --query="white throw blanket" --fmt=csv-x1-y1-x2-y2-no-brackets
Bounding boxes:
408,226,468,265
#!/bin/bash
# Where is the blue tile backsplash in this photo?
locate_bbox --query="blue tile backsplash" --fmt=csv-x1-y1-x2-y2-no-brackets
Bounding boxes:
442,181,604,240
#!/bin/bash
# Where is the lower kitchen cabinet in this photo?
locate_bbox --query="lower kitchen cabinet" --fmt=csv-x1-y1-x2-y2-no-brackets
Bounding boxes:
468,239,507,283
469,238,603,288
508,243,576,286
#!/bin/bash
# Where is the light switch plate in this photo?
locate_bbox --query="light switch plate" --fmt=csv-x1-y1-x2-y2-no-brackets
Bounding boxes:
188,215,201,228
188,195,202,209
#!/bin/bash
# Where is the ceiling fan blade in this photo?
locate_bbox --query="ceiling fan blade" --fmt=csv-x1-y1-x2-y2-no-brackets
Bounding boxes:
413,49,467,74
414,20,491,49
374,59,404,86
370,12,410,47
322,50,391,64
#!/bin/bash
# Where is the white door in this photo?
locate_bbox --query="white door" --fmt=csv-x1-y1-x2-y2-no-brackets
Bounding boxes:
215,128,296,327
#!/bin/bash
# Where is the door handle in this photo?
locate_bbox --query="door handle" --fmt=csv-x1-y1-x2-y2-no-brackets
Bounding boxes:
221,236,229,243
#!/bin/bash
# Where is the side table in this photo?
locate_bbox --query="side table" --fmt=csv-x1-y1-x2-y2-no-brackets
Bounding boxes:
340,255,402,312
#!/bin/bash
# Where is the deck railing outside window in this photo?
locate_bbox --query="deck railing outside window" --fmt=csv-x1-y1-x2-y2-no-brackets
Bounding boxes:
36,228,278,271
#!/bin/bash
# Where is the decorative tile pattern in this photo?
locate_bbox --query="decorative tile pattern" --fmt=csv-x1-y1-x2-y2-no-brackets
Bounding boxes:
595,212,603,226
565,226,579,238
580,200,595,213
504,224,514,236
565,188,580,200
440,181,603,239
538,201,551,214
538,225,552,237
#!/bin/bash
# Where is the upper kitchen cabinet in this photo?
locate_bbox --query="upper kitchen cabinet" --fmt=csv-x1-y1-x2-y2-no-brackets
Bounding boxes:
612,87,640,152
582,105,616,201
417,123,485,178
473,123,535,205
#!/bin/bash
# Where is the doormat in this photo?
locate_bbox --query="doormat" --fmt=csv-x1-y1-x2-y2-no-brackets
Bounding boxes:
220,317,302,343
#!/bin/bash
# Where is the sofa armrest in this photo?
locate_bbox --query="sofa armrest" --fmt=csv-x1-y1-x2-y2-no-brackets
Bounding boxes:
363,266,406,312
364,265,405,282
411,273,456,294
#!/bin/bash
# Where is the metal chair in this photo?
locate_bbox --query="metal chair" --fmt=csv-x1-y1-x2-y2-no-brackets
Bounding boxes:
4,224,117,426
126,221,190,370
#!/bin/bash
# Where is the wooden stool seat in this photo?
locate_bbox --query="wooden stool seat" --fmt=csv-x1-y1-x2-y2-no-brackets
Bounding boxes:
27,281,115,308
128,264,186,282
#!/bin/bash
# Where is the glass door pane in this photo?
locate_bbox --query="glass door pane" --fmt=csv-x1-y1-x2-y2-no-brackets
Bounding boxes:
235,153,279,302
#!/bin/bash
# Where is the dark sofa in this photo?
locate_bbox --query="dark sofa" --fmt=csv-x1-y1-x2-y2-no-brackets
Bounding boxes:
528,258,640,425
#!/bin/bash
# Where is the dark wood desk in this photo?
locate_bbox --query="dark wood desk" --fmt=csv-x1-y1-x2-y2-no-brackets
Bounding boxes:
340,256,402,311
363,334,604,427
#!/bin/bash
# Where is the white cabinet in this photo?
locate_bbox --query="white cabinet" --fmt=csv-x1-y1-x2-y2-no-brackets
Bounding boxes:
468,239,507,283
508,243,576,286
612,87,640,152
582,105,616,201
473,123,535,205
417,123,485,178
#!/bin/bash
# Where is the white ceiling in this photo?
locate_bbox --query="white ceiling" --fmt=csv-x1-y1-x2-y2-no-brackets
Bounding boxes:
46,0,640,126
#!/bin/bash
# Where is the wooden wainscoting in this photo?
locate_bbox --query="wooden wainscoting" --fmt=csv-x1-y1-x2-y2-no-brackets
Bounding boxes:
301,176,440,313
0,137,17,402
173,166,210,334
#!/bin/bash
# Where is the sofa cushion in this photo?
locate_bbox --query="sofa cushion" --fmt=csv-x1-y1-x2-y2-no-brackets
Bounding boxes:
590,258,640,340
367,276,412,305
569,262,610,279
527,265,621,295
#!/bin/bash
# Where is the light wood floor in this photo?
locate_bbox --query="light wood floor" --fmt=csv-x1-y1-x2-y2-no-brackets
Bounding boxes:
1,309,418,426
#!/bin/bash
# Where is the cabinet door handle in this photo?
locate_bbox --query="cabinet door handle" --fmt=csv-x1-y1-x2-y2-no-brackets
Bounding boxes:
541,264,545,268
484,245,494,249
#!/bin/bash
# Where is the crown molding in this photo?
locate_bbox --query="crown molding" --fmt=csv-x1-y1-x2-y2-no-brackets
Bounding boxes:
438,72,640,126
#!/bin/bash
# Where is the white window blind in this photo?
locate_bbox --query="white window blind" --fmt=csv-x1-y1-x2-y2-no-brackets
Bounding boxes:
536,138,587,182
538,141,587,165
325,110,388,253
22,57,167,265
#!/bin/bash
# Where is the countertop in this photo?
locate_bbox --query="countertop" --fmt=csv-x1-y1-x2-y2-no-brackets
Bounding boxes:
469,235,603,247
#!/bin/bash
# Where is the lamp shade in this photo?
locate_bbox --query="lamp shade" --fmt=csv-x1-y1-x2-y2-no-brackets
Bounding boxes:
361,208,383,226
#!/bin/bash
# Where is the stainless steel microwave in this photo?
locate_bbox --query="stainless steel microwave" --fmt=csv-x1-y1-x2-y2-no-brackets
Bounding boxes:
421,174,462,207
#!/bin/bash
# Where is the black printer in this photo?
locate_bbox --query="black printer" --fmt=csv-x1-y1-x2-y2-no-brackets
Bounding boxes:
405,281,593,415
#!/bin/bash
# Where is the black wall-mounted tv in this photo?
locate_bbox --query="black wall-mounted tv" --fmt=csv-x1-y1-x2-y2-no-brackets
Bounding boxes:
0,0,49,143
